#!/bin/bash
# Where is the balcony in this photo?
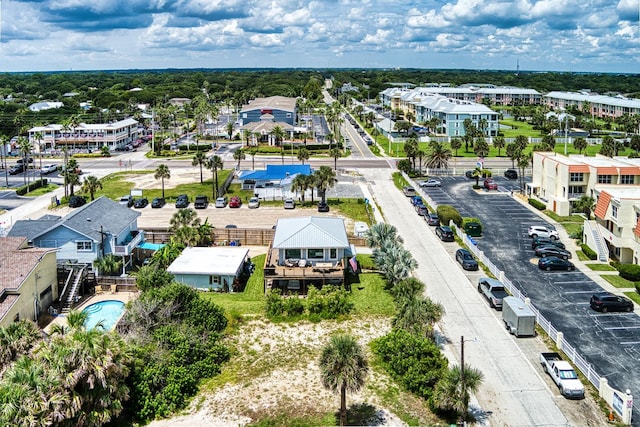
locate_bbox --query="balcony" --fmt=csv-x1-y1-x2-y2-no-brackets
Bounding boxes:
263,246,345,283
113,230,143,256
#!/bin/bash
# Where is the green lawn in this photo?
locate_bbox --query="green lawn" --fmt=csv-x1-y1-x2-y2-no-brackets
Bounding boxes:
392,172,409,191
543,210,584,237
576,250,591,261
624,291,640,305
25,183,59,197
584,263,617,272
601,274,636,289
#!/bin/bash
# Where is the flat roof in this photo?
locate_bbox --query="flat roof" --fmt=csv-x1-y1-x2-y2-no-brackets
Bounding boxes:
596,186,640,200
167,247,249,276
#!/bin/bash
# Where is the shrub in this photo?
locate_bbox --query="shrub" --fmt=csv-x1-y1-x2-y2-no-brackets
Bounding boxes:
284,297,305,317
580,244,598,260
636,282,640,294
306,285,354,319
15,179,48,195
528,198,546,210
265,289,285,317
307,286,325,315
472,184,482,190
436,205,462,227
397,159,412,175
616,263,640,282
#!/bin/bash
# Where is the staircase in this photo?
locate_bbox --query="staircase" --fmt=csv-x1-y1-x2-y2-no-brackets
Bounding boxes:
60,267,86,314
585,220,609,262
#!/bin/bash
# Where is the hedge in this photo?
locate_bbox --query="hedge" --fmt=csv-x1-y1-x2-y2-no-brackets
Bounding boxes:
16,179,48,195
528,198,546,211
580,244,598,260
436,205,462,228
616,264,640,282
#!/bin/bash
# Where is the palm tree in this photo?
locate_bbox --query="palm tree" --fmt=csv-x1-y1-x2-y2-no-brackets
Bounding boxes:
574,195,596,219
313,165,337,203
393,296,444,338
93,254,122,276
540,134,556,152
404,137,419,170
233,148,246,170
247,147,258,170
170,208,200,231
271,126,286,165
291,173,310,202
493,135,505,156
17,136,32,185
319,334,368,426
329,147,342,170
365,223,403,249
297,147,310,165
450,137,462,156
154,164,171,199
192,151,206,184
0,320,41,369
389,277,425,304
573,137,588,154
81,175,102,200
474,137,490,158
33,131,44,172
67,171,81,196
376,244,417,286
425,140,452,169
206,155,223,199
431,364,484,423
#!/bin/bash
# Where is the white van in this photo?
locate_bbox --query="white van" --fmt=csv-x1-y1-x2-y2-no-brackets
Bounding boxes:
354,222,369,237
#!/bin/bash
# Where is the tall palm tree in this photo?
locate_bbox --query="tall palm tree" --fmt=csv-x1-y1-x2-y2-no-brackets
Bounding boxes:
154,164,171,199
17,136,32,186
313,165,337,203
393,296,444,338
574,195,596,219
319,334,368,426
206,155,223,199
474,137,490,158
404,137,419,170
233,148,246,170
170,208,200,231
192,151,206,184
297,147,310,165
425,140,452,170
247,147,258,170
81,175,102,200
270,125,286,164
67,171,81,196
329,147,342,170
365,222,403,249
291,173,310,202
450,137,462,156
33,131,44,172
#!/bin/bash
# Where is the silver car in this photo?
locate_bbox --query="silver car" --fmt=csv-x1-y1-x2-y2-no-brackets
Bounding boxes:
248,197,260,209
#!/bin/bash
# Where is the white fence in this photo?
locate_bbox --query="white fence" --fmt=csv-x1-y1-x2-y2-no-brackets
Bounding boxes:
405,172,634,425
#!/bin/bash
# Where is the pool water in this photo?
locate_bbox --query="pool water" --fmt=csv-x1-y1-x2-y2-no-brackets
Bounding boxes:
82,300,125,330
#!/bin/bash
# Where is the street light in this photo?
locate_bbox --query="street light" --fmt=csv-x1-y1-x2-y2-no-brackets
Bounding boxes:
459,335,478,426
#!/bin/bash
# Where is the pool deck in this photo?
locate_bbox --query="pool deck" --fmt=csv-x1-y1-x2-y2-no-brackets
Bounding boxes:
43,291,138,334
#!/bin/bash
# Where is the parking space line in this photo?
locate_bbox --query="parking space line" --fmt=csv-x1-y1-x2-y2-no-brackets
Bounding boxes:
565,291,597,294
605,326,640,330
620,341,640,345
554,281,589,285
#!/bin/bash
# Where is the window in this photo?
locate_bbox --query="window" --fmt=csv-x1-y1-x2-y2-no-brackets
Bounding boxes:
286,113,292,118
329,249,337,259
284,249,301,259
597,175,612,184
76,241,92,251
612,205,618,219
570,173,584,182
242,113,247,118
307,248,324,259
568,186,584,195
621,175,634,184
209,276,220,285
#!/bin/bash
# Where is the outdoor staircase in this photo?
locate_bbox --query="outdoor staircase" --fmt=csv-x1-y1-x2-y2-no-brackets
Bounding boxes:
585,220,609,262
60,267,85,314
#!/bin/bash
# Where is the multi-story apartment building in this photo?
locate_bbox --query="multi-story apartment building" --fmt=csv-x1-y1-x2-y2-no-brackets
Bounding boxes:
544,91,640,119
531,152,640,264
28,118,140,152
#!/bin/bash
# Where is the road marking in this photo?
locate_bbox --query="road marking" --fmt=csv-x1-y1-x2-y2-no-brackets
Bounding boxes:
554,281,589,285
620,341,640,345
605,326,640,330
564,291,597,294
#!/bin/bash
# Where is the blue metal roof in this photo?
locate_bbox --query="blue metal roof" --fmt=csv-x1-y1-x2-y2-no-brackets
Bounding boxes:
240,164,311,181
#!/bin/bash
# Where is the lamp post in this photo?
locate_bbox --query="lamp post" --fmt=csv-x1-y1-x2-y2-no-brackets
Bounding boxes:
459,335,478,426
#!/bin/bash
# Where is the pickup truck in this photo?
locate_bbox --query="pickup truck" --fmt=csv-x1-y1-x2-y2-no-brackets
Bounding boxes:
539,352,585,399
477,277,509,310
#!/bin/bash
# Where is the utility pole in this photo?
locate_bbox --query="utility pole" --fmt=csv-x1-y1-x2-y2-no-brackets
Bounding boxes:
460,335,466,427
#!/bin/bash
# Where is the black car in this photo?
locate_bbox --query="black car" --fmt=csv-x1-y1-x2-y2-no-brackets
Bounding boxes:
426,213,440,226
9,164,24,175
175,194,189,208
151,197,165,208
590,292,634,313
194,195,209,209
435,225,454,242
455,248,479,271
317,201,330,212
68,195,86,208
538,257,575,271
531,238,566,250
535,246,572,260
465,170,475,179
134,198,148,208
504,169,518,179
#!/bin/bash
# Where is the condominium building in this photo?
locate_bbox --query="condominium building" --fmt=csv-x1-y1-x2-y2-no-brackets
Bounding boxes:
544,91,640,119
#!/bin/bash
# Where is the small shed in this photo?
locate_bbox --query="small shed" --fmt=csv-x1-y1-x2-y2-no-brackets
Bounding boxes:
167,247,250,292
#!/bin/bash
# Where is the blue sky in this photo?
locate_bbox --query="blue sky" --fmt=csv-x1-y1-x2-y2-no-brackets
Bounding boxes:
0,0,638,73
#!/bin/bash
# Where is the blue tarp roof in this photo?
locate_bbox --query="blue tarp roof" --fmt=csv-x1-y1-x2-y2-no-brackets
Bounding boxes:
240,164,312,181
138,242,165,251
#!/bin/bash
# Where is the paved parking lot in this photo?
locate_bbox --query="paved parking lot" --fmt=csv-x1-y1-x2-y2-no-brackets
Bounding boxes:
421,176,640,423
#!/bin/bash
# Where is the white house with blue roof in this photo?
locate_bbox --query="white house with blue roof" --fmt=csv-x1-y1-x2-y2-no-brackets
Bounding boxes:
239,164,312,190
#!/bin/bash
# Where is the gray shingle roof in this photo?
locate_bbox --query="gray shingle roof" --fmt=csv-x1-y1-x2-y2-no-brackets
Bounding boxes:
273,217,349,249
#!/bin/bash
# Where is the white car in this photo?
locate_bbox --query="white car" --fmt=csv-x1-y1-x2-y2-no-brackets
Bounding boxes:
283,198,295,209
40,164,59,174
248,197,260,209
528,225,559,240
420,179,442,188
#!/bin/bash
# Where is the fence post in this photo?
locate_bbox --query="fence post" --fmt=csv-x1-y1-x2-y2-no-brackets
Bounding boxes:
556,331,564,350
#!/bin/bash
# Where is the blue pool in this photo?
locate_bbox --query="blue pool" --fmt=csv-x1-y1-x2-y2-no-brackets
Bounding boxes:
82,300,125,330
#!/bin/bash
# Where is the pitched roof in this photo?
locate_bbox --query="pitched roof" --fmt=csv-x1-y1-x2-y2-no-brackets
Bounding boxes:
8,196,140,242
594,191,611,220
0,237,55,293
273,217,349,249
241,96,297,113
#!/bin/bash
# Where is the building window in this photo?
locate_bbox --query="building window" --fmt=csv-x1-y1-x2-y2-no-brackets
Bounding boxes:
286,113,292,118
612,205,618,219
209,276,220,285
307,248,324,259
242,113,247,118
76,241,92,251
329,248,337,259
570,173,584,182
620,175,634,184
284,249,301,259
597,175,612,184
568,186,584,195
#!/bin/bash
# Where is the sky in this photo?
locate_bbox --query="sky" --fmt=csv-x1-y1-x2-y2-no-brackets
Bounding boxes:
0,0,638,73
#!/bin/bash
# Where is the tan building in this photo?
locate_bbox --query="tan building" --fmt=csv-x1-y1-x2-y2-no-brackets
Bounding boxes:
531,152,640,263
0,237,58,327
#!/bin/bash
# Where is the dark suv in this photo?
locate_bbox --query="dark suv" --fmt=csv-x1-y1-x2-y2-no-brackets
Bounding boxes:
531,238,566,250
455,249,478,271
435,226,454,242
68,195,86,208
590,292,634,313
175,194,189,208
504,169,518,179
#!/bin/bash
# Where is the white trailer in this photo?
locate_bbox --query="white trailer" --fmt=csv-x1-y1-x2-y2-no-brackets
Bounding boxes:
502,296,536,337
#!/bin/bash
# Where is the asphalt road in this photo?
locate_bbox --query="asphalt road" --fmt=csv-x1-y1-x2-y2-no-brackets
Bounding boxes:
423,175,640,425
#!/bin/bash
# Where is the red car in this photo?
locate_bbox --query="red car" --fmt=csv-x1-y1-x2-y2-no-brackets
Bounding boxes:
229,196,242,208
483,179,498,190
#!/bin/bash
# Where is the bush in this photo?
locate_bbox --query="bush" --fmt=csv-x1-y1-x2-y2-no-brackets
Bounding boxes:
306,285,354,319
265,289,285,317
528,198,546,210
616,263,640,282
580,244,598,260
284,297,305,317
15,179,48,195
397,159,412,175
472,184,482,190
436,205,462,227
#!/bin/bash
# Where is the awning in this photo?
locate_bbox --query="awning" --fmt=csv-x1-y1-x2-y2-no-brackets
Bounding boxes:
138,242,165,251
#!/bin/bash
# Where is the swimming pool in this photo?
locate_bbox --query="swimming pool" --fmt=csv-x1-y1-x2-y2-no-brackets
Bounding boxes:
82,300,125,330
